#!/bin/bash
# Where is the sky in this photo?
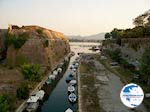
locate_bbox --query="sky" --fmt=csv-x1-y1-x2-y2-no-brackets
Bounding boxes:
0,0,149,36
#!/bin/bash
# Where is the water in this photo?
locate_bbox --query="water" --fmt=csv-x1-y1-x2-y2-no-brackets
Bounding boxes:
41,42,100,112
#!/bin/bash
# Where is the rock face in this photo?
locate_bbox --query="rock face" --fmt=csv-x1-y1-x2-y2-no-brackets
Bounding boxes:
7,25,70,68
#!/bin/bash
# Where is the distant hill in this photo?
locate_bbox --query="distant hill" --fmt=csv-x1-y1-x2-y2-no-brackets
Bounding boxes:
66,33,105,41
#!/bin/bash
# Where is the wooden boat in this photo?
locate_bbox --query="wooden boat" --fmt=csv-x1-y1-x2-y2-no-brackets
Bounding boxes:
68,85,75,93
68,93,77,103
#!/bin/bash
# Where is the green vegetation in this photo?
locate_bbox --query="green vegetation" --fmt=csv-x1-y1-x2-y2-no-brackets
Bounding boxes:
140,47,150,85
104,33,111,39
0,94,15,112
5,32,28,49
36,28,43,35
21,64,41,82
43,39,49,47
105,9,150,45
16,56,28,67
16,83,29,99
80,62,101,112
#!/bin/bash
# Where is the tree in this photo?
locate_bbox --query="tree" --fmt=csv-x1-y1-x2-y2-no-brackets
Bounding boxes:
133,9,150,27
140,47,150,85
105,33,111,39
16,83,29,99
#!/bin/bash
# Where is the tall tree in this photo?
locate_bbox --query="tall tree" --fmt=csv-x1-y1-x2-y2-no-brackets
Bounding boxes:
105,33,111,39
133,9,150,27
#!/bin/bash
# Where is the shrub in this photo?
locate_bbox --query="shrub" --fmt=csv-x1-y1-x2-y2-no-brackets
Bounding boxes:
36,29,43,35
0,94,15,112
21,64,41,82
140,47,150,85
5,33,28,49
111,48,121,62
43,39,49,47
16,83,29,99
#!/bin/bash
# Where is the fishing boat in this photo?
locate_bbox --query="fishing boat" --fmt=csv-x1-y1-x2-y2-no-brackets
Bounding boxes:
68,93,77,103
65,108,73,112
68,85,75,93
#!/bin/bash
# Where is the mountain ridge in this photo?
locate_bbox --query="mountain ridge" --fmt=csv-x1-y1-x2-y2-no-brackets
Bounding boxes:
66,32,105,40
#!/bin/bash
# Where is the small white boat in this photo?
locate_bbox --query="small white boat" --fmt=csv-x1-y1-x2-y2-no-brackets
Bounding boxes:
53,70,58,76
68,93,77,103
65,108,73,112
69,80,77,86
70,65,74,69
68,85,75,92
36,90,45,100
57,68,62,73
49,75,56,80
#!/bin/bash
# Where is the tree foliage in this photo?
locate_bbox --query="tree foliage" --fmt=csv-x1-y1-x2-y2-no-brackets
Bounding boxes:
16,83,29,99
5,33,28,49
21,64,41,82
0,94,15,112
105,33,111,39
140,47,150,85
133,9,150,27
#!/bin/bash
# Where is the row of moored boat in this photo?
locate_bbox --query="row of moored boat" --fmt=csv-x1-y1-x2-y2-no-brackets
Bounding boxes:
65,56,80,112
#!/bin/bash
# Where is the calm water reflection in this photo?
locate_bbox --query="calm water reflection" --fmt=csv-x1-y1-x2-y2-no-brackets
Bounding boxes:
41,42,100,112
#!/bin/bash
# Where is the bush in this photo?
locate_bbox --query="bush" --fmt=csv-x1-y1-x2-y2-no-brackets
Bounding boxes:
16,83,29,99
140,47,150,85
21,64,41,82
111,48,121,62
43,39,49,47
36,29,43,35
5,33,28,49
0,94,15,112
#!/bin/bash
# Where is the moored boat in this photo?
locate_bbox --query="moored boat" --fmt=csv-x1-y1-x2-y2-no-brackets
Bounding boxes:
65,108,73,112
68,85,75,93
68,93,77,103
69,80,77,86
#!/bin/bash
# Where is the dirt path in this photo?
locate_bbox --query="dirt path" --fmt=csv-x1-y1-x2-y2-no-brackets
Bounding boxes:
78,54,147,112
94,60,147,112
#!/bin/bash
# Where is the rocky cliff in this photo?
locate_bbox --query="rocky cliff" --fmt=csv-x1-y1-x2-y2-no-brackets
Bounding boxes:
6,25,70,68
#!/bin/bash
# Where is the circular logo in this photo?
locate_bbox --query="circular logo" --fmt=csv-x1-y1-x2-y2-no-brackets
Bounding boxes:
120,83,144,108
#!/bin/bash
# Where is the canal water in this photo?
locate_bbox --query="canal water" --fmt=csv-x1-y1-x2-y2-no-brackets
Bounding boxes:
41,42,100,112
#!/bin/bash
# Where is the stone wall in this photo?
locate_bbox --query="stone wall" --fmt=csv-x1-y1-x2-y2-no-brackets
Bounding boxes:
6,25,70,68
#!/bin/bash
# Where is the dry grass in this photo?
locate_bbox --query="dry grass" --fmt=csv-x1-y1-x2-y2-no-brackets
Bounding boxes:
79,61,101,112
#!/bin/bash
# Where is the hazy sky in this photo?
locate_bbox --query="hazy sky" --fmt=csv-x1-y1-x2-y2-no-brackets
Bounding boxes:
0,0,149,35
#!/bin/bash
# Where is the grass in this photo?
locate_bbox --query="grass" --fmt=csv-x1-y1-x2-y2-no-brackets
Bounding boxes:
79,61,101,112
